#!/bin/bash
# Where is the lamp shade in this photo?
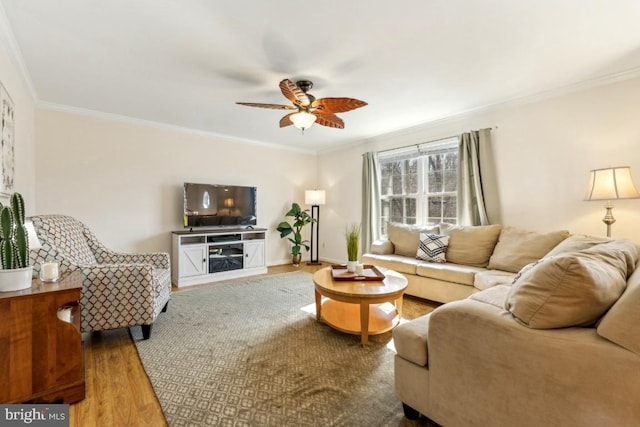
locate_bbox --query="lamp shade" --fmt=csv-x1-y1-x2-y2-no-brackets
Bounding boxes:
585,166,640,201
290,112,317,130
305,190,326,206
25,221,42,250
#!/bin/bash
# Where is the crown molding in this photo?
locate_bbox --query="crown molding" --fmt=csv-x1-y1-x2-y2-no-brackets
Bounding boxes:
37,101,317,155
37,65,640,158
356,66,640,146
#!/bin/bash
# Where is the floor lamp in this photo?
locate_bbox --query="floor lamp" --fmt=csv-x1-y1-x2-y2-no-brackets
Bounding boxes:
305,190,325,265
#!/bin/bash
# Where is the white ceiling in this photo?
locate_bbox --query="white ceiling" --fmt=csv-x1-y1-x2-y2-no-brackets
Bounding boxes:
2,1,640,152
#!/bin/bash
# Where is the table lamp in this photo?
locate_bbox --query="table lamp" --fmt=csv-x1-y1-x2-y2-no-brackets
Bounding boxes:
584,166,640,237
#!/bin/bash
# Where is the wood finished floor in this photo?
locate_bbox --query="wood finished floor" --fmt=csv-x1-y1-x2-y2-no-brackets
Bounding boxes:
69,263,438,426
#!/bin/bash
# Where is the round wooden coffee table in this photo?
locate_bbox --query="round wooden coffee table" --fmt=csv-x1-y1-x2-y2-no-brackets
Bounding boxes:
312,266,408,346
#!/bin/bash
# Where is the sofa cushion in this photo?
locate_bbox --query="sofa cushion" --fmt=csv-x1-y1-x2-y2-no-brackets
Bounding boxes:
473,270,517,291
597,248,640,355
469,285,511,309
416,262,485,286
387,222,439,257
416,233,449,263
370,239,394,255
488,226,570,273
505,240,638,329
392,312,431,366
361,253,420,275
544,234,611,258
439,223,502,267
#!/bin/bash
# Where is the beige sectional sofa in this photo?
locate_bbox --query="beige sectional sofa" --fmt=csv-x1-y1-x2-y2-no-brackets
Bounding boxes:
362,222,570,303
390,233,640,426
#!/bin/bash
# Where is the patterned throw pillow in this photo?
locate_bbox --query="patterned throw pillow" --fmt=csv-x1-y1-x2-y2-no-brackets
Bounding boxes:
416,233,449,263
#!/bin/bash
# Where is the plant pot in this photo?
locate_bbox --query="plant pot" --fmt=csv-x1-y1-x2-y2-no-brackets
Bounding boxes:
292,254,302,267
0,266,34,292
346,261,357,273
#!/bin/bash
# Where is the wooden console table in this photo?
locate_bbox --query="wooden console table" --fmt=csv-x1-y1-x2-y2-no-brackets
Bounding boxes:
0,271,85,404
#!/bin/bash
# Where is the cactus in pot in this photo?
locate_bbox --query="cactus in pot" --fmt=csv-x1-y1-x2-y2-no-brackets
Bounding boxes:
0,193,34,292
0,192,28,269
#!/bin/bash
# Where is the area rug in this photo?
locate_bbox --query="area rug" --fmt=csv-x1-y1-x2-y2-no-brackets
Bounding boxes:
131,272,436,426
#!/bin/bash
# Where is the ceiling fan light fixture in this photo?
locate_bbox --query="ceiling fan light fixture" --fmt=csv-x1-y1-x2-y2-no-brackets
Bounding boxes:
290,111,317,130
236,79,367,131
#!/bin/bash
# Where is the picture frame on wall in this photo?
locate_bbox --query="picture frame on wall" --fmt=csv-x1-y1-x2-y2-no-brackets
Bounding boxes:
0,82,14,197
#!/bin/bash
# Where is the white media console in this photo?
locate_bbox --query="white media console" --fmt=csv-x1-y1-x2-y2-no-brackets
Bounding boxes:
171,227,267,287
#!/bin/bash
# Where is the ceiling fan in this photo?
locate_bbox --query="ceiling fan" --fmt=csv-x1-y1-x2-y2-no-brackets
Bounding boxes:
236,79,367,131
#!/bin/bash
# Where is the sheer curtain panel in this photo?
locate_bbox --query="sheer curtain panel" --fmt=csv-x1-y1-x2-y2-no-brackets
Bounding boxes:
362,152,381,252
458,128,494,226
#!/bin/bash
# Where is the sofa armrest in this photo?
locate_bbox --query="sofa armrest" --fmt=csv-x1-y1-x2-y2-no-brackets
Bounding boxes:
30,245,82,277
370,239,394,255
94,250,170,270
78,263,156,330
426,298,640,426
79,263,155,299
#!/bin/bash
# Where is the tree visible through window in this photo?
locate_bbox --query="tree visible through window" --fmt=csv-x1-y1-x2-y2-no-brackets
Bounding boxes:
379,138,458,236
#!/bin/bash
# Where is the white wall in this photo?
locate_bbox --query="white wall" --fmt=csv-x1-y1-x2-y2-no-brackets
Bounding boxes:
30,72,640,267
34,109,318,265
0,23,35,210
318,76,640,263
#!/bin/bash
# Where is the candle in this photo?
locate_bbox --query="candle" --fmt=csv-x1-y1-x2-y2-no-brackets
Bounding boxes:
40,262,59,282
355,263,365,276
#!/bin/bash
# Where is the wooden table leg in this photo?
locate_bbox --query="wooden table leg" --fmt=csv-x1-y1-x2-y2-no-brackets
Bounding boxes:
315,289,322,321
360,301,369,346
396,294,404,319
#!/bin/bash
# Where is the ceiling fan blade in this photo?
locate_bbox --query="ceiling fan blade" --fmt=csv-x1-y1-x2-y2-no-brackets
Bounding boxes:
314,113,344,129
279,113,294,128
311,97,368,114
236,102,296,110
279,79,310,107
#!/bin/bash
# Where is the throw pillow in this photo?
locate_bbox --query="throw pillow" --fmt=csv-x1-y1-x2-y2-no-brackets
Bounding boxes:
370,239,394,255
387,222,439,257
416,233,449,263
439,223,502,267
544,234,611,258
504,240,637,329
487,226,570,273
510,258,547,284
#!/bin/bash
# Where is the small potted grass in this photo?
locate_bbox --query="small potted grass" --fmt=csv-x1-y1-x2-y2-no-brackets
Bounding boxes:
345,223,361,273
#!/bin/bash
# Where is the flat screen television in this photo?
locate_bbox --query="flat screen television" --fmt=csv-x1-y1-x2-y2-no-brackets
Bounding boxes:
183,182,257,228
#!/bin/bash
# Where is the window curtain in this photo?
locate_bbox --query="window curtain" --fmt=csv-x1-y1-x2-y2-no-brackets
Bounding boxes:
457,128,494,226
362,152,381,252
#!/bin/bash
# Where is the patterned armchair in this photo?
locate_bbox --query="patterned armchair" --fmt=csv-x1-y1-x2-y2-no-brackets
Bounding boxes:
29,215,171,339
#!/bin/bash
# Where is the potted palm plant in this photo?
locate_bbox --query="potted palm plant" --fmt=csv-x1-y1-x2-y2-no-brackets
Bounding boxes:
0,192,34,292
345,223,361,272
276,202,316,266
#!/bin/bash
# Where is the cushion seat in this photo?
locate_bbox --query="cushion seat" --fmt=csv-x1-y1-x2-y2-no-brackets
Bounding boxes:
473,270,517,290
362,253,420,275
416,262,485,286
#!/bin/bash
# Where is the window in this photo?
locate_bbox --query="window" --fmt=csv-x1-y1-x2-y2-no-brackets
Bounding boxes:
378,138,458,236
